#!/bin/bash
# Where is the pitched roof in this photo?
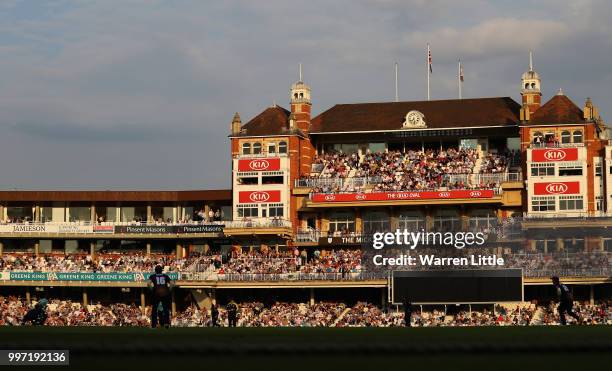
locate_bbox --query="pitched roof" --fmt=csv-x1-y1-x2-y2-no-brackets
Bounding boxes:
310,97,520,133
235,105,302,137
528,94,584,125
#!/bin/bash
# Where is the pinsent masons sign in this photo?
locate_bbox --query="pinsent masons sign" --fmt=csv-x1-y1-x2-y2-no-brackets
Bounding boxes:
237,158,281,171
533,181,580,195
531,148,578,162
238,190,282,203
311,190,494,203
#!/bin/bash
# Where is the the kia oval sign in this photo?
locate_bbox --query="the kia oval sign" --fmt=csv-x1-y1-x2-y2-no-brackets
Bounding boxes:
238,158,281,171
532,148,578,162
533,181,580,195
310,190,495,202
238,190,281,203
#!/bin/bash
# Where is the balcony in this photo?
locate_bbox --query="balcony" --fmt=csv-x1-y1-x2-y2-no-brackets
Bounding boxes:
528,142,585,149
223,218,293,238
0,221,226,238
233,152,288,159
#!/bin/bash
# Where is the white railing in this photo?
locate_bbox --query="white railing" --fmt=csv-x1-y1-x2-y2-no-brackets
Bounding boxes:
233,152,288,159
529,142,585,148
224,218,292,229
523,212,612,219
296,173,521,189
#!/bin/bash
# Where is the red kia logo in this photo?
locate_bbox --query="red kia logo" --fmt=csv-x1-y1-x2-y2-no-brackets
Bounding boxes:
409,192,420,198
438,192,450,198
324,194,336,201
249,160,270,170
545,183,568,194
355,194,366,200
543,150,566,161
249,191,270,202
469,191,482,197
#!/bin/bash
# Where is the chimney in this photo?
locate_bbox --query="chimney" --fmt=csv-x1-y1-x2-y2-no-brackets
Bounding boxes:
583,97,598,121
231,112,242,135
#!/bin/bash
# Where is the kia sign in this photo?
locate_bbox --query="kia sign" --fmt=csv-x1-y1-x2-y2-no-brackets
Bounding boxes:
310,190,495,203
238,158,281,172
533,181,580,195
532,148,578,162
238,190,282,203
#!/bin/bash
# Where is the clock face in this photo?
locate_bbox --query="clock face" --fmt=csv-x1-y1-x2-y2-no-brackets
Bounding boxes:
403,110,425,128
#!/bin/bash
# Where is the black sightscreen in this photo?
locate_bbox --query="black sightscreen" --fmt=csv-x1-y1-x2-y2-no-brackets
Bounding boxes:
392,269,523,304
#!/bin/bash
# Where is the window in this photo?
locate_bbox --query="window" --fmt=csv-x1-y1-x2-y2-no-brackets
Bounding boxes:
558,165,583,176
253,142,262,154
595,164,602,176
398,211,425,231
237,204,258,218
469,209,498,231
267,203,284,218
433,209,460,232
572,130,583,143
262,175,283,184
596,196,604,211
532,131,543,145
559,196,583,211
531,163,554,177
237,176,258,185
242,143,251,155
362,211,390,233
561,131,571,144
279,141,287,154
268,143,276,154
532,196,555,212
329,211,355,234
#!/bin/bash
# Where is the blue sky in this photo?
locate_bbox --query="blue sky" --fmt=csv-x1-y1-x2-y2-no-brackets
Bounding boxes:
0,0,610,189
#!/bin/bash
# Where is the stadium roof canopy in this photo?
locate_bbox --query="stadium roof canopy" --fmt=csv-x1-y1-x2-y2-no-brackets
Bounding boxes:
0,190,232,202
309,97,521,134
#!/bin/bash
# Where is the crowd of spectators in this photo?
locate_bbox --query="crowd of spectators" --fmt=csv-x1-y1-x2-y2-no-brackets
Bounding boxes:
306,148,510,193
2,296,610,327
0,253,192,273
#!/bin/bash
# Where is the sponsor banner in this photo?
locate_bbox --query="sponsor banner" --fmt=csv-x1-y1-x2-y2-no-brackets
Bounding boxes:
177,224,224,233
115,225,175,234
533,181,580,195
57,225,94,234
0,224,93,234
4,271,179,282
318,235,367,246
238,158,281,172
238,190,282,203
93,225,114,234
531,148,579,162
311,189,495,203
0,225,48,233
115,224,224,234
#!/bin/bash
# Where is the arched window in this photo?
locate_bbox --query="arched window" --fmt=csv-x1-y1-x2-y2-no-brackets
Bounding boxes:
524,83,529,89
572,130,583,143
531,83,536,89
293,93,298,99
532,131,543,144
278,141,287,154
561,131,571,144
253,142,262,154
268,143,276,154
242,143,251,155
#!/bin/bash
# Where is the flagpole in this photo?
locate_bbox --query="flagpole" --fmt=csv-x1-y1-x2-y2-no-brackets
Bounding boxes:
458,59,462,100
427,43,430,101
395,61,399,102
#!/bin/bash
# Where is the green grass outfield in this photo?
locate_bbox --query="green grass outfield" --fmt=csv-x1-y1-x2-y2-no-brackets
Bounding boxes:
1,326,611,370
